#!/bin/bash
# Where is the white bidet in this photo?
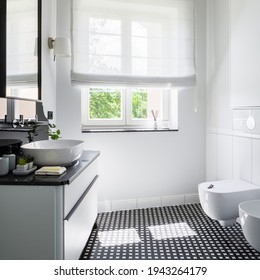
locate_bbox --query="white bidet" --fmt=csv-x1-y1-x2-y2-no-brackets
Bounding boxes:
239,200,260,252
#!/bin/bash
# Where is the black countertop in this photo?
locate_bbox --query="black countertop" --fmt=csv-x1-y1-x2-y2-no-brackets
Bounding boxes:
0,150,100,186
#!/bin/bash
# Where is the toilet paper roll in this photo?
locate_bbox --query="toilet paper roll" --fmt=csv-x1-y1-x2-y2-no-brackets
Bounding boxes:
0,157,9,176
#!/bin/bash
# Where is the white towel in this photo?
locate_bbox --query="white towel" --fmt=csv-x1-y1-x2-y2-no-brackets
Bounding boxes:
35,166,66,176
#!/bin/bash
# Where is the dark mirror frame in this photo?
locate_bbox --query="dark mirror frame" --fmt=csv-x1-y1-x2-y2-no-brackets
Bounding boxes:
0,0,42,101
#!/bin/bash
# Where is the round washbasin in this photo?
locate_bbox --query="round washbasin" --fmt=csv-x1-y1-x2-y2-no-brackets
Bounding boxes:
239,200,260,252
0,139,23,156
21,139,85,166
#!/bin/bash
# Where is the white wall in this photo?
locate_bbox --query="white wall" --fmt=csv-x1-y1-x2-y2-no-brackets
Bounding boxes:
55,0,207,211
206,0,260,186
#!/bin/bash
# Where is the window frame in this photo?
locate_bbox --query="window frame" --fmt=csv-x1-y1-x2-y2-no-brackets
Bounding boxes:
81,87,126,126
125,88,170,127
81,87,175,129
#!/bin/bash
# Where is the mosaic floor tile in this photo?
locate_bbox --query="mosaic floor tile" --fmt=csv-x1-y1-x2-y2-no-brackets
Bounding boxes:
81,204,260,260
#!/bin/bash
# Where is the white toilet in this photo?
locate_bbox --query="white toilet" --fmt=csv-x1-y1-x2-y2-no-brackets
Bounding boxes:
198,180,260,227
239,200,260,252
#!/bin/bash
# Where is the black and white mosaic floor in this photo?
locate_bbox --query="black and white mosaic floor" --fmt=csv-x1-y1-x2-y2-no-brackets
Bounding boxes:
80,203,260,260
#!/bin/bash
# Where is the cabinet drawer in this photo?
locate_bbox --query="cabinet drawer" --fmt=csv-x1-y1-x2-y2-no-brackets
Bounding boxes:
64,181,97,260
64,160,97,218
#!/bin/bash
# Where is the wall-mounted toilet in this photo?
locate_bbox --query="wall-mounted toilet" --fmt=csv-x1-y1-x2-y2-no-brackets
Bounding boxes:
198,180,260,227
239,200,260,252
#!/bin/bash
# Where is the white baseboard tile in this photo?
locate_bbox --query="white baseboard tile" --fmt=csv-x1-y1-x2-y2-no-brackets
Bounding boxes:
137,197,162,209
162,195,185,207
184,194,200,204
98,194,200,213
111,199,137,212
98,201,112,213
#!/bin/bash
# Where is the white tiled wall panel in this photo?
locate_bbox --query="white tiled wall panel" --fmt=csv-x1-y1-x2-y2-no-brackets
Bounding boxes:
206,0,260,191
252,139,260,186
233,110,251,134
252,110,260,136
206,133,217,181
216,134,233,180
233,136,252,183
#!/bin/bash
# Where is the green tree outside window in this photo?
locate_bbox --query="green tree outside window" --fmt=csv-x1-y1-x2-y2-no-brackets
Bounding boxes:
89,88,148,119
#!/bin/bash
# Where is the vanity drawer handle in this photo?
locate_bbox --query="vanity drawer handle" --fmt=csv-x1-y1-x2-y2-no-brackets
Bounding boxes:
64,175,99,221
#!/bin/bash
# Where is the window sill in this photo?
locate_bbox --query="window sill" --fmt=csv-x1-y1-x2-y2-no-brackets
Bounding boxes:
81,127,178,133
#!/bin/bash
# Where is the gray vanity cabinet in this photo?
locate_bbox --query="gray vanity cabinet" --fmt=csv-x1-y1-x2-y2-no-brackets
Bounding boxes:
0,151,99,260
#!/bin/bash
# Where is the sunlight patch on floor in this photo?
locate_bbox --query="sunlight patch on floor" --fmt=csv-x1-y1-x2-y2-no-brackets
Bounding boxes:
98,228,141,247
148,223,197,240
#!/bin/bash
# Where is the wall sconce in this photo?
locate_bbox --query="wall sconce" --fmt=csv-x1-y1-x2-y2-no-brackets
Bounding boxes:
48,37,71,61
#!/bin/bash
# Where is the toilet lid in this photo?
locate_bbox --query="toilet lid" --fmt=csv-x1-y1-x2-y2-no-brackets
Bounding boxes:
199,180,260,193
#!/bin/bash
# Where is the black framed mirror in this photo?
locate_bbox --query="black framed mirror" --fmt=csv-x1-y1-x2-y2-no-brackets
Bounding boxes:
0,0,41,101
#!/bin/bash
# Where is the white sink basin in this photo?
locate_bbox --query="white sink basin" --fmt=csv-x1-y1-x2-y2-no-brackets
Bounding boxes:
21,140,85,166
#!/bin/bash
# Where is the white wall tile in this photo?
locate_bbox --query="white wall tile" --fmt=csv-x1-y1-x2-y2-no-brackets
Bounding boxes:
252,110,260,136
137,197,162,209
252,139,260,186
206,132,217,181
233,136,252,183
217,134,233,180
233,110,251,133
99,194,200,212
162,195,185,207
98,201,112,213
185,194,200,204
111,199,137,212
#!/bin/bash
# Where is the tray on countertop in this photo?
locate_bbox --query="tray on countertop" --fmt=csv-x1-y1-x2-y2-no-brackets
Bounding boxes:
13,166,37,176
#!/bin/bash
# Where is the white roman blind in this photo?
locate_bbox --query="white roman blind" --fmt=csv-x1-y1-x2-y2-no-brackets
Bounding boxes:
71,0,196,88
7,0,38,86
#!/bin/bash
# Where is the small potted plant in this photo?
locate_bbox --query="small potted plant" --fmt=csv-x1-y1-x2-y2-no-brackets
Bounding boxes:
25,155,34,169
48,123,61,140
16,157,29,171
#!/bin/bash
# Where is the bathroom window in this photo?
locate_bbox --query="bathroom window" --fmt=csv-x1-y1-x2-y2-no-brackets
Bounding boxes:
81,88,177,129
73,0,194,130
126,88,168,126
82,88,125,126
